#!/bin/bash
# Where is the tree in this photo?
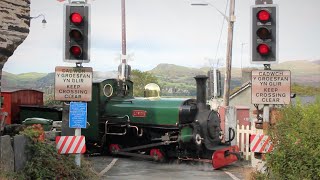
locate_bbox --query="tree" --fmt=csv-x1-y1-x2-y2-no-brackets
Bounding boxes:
131,70,159,96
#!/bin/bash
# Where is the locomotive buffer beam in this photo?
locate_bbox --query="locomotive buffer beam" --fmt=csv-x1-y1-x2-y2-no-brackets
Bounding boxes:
225,150,244,161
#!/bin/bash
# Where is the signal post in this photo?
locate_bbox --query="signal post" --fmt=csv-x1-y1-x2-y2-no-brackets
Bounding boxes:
55,0,91,167
251,0,279,125
249,0,290,172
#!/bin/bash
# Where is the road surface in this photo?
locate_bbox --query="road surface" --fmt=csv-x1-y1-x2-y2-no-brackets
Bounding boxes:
86,156,252,180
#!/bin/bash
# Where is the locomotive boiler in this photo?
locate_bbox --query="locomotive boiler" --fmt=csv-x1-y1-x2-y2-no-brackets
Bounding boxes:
83,75,240,169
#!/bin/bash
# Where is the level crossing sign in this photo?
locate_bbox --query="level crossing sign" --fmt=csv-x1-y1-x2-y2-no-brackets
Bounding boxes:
69,102,87,128
250,134,273,153
251,70,291,104
56,136,86,154
54,66,92,102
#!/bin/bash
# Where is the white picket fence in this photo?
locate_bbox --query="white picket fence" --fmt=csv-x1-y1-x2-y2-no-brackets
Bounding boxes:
237,124,256,160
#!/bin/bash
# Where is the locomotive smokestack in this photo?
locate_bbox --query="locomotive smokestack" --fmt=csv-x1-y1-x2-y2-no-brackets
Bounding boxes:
194,75,208,110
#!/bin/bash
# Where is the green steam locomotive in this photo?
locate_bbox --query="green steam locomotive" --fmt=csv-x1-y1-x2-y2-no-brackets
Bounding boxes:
83,74,240,169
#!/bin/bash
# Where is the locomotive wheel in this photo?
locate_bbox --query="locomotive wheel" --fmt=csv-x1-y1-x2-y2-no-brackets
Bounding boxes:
150,148,165,162
109,144,121,154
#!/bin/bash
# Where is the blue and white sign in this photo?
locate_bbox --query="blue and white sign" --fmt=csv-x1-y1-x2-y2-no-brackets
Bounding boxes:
69,102,87,128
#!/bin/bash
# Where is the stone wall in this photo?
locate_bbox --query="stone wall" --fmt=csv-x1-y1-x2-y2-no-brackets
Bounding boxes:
0,0,36,173
0,135,29,172
0,135,14,172
0,0,30,62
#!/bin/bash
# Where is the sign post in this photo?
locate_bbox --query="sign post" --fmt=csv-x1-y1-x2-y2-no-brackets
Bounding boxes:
59,0,91,168
251,69,290,173
69,101,87,166
55,66,92,167
250,0,282,173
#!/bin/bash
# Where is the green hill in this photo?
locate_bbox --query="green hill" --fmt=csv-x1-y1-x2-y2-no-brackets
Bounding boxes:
148,64,203,96
1,60,319,96
16,72,47,80
272,60,320,75
149,64,242,96
147,60,320,96
2,71,47,89
149,64,205,77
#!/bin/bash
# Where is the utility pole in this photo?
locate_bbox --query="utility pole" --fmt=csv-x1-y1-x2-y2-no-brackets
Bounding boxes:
117,0,131,96
223,0,236,106
118,0,127,82
121,0,127,63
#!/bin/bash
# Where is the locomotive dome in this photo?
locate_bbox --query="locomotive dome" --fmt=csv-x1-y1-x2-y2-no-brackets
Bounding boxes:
144,83,160,98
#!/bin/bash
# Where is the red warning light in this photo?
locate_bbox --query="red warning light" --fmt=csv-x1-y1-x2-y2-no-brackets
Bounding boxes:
257,10,270,23
70,45,82,57
70,12,83,24
257,44,270,56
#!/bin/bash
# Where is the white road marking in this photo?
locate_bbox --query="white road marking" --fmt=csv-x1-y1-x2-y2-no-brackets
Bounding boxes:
89,167,99,176
224,171,241,180
98,158,118,177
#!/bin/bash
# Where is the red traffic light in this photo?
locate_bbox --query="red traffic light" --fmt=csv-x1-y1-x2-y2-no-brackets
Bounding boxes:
70,45,82,57
257,10,270,23
69,29,83,41
256,27,271,40
257,44,270,56
70,12,83,24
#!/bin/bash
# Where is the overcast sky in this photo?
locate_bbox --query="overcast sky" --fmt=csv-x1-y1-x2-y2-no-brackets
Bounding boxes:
4,0,320,74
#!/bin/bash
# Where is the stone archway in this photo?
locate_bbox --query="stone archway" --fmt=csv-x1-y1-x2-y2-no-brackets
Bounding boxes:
0,0,30,108
0,0,30,67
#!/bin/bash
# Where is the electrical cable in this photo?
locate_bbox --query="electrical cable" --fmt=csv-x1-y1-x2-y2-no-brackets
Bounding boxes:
214,0,229,67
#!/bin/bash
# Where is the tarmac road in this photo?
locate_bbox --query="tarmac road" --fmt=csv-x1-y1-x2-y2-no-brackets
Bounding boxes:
86,156,252,180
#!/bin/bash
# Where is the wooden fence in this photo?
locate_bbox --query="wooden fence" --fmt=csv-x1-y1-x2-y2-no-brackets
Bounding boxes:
237,123,256,160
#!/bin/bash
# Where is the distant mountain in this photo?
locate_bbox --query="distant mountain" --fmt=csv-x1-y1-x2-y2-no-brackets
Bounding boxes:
2,71,47,90
16,72,47,80
312,59,320,65
272,60,320,75
149,64,206,77
35,72,55,90
1,60,319,96
148,64,242,96
148,64,207,96
269,60,320,86
148,60,320,95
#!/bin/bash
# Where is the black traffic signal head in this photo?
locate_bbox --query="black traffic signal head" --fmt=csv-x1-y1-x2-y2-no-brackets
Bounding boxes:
251,4,278,64
63,4,90,63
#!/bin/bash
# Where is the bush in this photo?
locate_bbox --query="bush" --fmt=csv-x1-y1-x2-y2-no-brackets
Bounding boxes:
3,125,97,180
291,83,320,96
265,98,320,179
21,141,96,180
